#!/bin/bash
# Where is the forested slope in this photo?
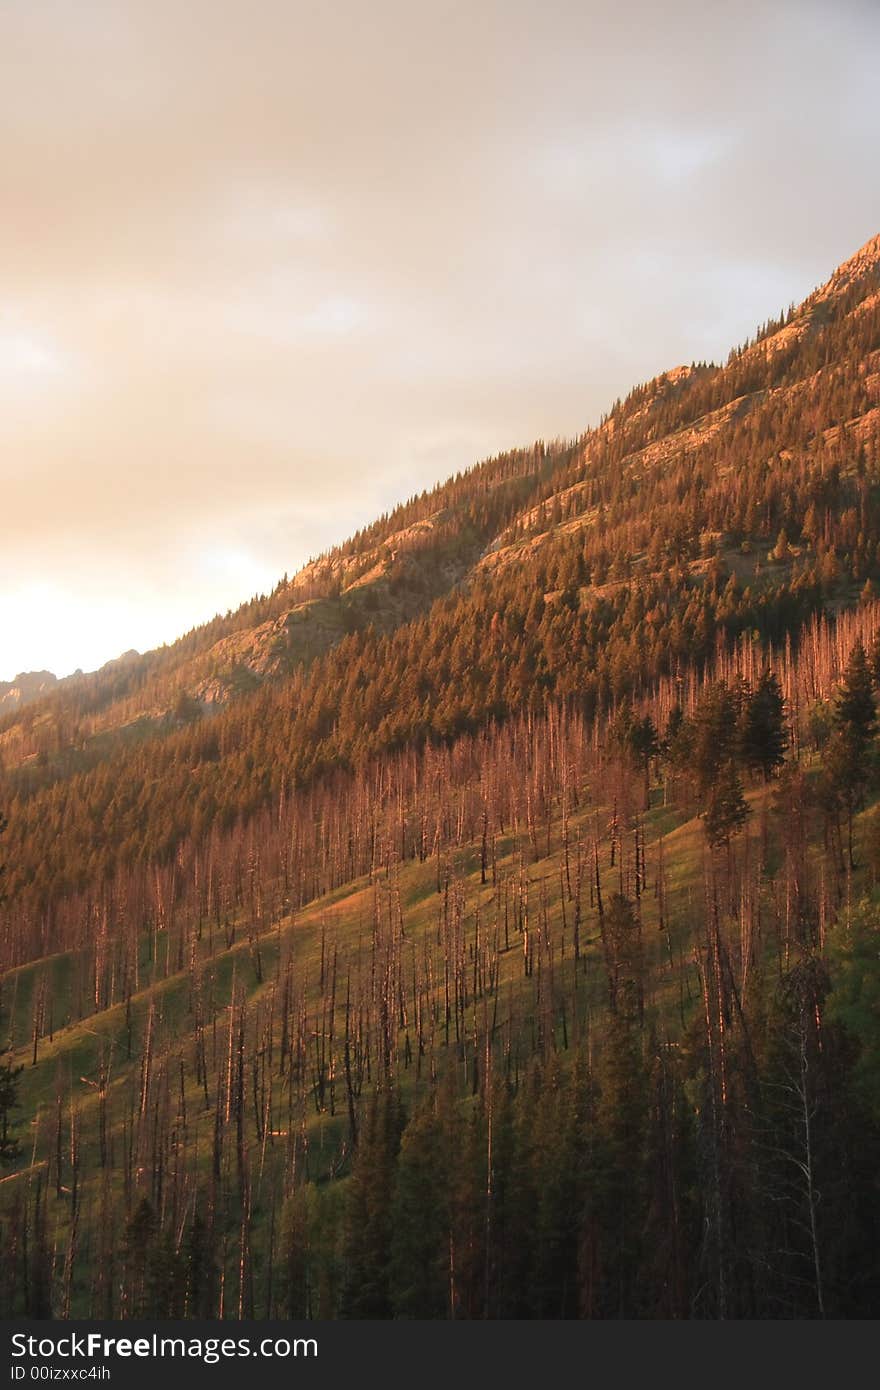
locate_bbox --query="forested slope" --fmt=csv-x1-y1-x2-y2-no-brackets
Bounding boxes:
2,235,880,1319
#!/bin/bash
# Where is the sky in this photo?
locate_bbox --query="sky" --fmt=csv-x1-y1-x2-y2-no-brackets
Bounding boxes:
2,0,879,681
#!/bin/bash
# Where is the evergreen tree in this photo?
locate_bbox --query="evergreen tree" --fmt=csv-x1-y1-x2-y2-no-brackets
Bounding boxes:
827,642,878,867
827,898,880,1123
834,641,877,747
528,1060,582,1317
702,761,750,848
390,1087,454,1318
628,714,660,807
580,1019,648,1316
691,683,739,798
0,1051,22,1166
340,1089,404,1317
601,893,645,1022
280,1187,311,1318
0,811,22,1167
740,669,788,782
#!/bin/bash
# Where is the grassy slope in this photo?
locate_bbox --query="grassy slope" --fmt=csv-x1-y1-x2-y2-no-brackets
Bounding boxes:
4,756,873,1315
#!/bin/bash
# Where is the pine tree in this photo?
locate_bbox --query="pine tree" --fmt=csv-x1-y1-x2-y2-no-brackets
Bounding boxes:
868,630,880,688
691,684,739,798
601,893,645,1022
581,1019,648,1316
834,641,877,747
628,714,660,808
828,642,878,867
0,810,22,1167
702,761,749,849
389,1084,456,1318
0,1052,22,1166
340,1089,403,1317
827,898,880,1123
741,670,788,782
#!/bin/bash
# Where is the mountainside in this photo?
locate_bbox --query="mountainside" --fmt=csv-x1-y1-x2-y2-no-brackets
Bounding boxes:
3,236,880,774
0,671,58,714
2,233,879,921
3,234,880,1321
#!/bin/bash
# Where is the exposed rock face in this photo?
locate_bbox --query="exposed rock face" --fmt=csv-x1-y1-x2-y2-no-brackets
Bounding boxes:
813,231,880,303
0,671,57,713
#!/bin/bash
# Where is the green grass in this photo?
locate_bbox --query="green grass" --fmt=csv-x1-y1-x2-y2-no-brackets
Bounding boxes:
4,761,876,1317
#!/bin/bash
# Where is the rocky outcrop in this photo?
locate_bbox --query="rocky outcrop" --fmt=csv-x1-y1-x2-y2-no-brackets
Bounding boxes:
0,670,58,713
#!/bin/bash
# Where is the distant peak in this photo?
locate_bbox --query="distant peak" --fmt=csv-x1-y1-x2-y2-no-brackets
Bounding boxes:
811,231,880,304
100,649,140,671
0,669,58,712
13,669,56,684
843,230,880,266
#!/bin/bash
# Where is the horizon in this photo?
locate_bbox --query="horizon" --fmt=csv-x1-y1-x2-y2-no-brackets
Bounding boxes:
3,0,879,682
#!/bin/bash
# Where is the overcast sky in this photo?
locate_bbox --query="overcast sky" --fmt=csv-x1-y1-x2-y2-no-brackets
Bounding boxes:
2,0,879,681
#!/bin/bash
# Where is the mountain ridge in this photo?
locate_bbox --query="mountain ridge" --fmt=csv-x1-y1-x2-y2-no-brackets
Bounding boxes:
4,231,880,1322
1,229,879,911
5,232,879,758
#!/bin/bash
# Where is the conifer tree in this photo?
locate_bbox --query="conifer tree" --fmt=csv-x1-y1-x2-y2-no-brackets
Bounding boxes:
340,1089,404,1317
628,714,660,808
702,761,750,849
389,1095,450,1318
0,1051,21,1166
741,670,788,782
827,641,877,867
834,641,876,747
691,684,739,797
0,811,22,1167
